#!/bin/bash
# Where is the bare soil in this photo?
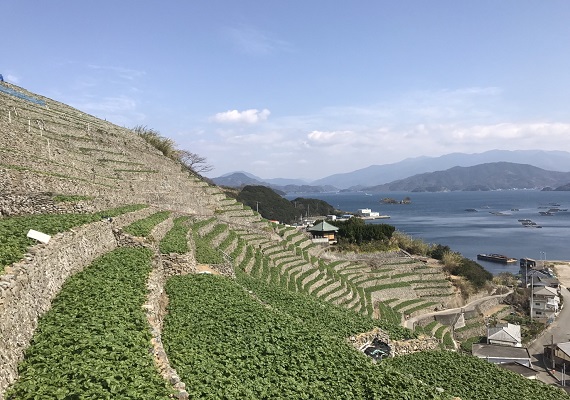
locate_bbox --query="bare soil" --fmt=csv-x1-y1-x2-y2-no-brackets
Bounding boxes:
551,261,570,287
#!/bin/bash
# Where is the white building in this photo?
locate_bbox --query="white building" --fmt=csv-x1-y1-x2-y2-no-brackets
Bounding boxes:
356,208,380,217
488,323,522,347
531,286,560,322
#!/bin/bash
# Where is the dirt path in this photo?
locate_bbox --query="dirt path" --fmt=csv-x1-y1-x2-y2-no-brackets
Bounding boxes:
551,261,570,287
196,264,220,275
403,290,513,330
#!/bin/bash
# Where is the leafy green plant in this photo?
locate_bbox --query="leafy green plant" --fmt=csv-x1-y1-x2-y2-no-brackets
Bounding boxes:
6,248,173,399
123,211,170,237
384,351,569,400
162,274,431,399
159,216,190,254
0,204,147,273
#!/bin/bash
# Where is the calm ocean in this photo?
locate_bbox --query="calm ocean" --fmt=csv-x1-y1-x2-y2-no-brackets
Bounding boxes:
285,190,570,275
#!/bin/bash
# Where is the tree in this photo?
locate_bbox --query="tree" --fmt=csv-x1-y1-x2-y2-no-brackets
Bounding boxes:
178,149,213,174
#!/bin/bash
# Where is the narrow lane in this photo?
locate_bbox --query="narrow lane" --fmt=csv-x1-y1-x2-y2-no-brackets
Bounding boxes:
403,290,513,330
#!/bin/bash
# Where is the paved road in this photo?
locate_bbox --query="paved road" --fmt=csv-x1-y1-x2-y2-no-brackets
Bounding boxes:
403,290,513,330
527,284,570,386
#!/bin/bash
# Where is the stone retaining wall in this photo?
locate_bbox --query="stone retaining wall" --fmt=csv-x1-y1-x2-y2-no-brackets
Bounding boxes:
0,207,154,399
348,327,440,358
0,221,116,398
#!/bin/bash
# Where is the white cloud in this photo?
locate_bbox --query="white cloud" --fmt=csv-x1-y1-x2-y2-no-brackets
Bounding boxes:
307,130,357,146
213,108,270,124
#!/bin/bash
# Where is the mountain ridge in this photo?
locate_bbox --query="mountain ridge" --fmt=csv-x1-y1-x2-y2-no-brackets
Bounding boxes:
363,162,570,192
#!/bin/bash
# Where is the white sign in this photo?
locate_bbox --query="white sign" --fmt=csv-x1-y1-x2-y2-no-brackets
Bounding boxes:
27,229,51,244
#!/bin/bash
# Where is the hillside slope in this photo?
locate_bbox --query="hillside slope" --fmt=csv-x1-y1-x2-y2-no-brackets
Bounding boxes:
1,83,569,399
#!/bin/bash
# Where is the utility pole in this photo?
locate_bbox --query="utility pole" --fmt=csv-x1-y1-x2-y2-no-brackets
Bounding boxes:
552,335,555,370
530,273,534,322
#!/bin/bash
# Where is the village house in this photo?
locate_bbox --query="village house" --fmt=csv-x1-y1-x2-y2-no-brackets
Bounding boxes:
307,221,339,244
487,323,522,347
531,286,560,322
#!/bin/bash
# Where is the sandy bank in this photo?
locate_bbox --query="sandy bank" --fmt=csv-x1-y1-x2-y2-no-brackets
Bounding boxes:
550,261,570,287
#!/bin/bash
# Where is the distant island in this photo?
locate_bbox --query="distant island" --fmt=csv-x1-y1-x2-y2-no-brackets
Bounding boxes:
381,197,411,204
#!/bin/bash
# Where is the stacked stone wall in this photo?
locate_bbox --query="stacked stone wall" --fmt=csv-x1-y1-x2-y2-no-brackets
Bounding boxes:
0,207,155,399
0,221,117,397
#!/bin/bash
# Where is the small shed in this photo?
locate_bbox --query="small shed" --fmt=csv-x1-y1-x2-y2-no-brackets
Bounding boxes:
307,221,339,244
544,341,570,367
488,323,522,347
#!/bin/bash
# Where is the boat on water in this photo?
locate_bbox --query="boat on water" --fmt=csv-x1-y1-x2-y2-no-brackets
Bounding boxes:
477,253,517,263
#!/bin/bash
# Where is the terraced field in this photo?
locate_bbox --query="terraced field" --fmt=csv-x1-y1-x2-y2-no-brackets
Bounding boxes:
2,82,568,399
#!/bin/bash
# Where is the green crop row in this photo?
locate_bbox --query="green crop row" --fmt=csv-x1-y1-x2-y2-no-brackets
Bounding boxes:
162,273,433,399
159,216,190,254
236,269,414,340
6,248,173,399
0,204,147,273
191,222,225,265
123,211,170,237
383,351,569,400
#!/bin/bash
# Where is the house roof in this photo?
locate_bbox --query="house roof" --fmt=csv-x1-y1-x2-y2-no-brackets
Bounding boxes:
556,342,570,358
498,362,539,378
488,323,521,344
307,221,339,232
534,286,558,297
472,344,531,360
538,276,560,286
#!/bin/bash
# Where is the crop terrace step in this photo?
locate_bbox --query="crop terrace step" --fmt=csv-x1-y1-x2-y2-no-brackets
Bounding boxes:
243,254,256,274
330,261,352,271
310,277,341,298
301,270,325,292
326,284,355,305
215,209,255,218
321,284,352,301
217,203,245,212
211,227,230,248
286,232,307,245
270,253,297,265
279,259,306,273
232,245,248,266
262,245,287,257
286,262,314,284
296,238,314,249
345,290,363,310
280,262,310,285
220,236,239,254
196,220,220,237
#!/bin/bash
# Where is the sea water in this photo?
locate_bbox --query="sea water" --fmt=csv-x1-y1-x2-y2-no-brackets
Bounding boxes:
284,190,570,275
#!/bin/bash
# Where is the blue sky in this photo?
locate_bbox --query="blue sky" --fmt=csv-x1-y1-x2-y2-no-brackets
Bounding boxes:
3,1,570,180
